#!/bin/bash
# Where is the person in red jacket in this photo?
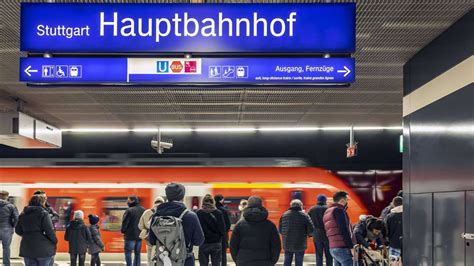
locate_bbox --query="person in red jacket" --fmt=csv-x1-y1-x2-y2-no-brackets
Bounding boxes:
323,191,356,266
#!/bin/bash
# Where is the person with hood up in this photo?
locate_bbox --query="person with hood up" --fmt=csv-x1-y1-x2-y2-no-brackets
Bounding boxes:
65,210,91,266
197,194,226,266
149,183,205,266
0,190,19,266
88,214,105,266
16,195,57,266
138,196,165,266
308,194,333,266
121,195,146,266
214,194,231,266
230,196,281,266
385,196,403,265
279,199,314,266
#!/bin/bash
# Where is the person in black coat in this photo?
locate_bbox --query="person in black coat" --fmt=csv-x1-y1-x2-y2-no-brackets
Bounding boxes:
15,195,57,266
197,194,226,266
214,194,231,266
65,210,91,266
354,215,385,249
279,199,314,266
87,214,105,266
385,196,403,264
230,196,281,266
308,194,333,266
0,190,19,266
121,195,145,266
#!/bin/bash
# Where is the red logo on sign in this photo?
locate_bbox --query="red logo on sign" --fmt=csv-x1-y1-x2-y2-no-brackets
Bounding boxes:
170,61,183,73
185,61,197,73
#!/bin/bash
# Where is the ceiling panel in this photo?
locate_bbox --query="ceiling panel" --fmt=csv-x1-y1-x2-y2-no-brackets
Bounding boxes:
0,0,472,128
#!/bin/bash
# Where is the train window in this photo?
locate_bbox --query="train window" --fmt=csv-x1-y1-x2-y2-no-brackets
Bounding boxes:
223,197,249,226
291,191,304,202
47,197,75,231
102,197,129,232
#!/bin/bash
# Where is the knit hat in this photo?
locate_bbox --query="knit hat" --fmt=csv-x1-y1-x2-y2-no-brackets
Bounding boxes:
317,194,327,203
247,196,263,208
88,214,99,225
74,210,84,220
165,183,185,202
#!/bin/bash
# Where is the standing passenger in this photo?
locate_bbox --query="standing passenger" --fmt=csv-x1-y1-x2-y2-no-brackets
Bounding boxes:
230,196,281,266
121,195,145,266
15,195,57,266
323,191,356,266
0,190,19,266
380,190,403,219
214,194,231,266
279,199,314,266
385,196,403,265
33,190,59,266
138,196,165,266
88,214,105,266
197,194,226,266
238,199,248,221
308,194,333,266
65,210,91,266
148,183,205,266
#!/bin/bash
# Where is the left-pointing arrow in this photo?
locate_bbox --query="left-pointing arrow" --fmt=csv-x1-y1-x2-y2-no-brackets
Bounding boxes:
24,65,38,77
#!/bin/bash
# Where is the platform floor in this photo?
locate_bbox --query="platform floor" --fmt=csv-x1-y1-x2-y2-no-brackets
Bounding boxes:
8,253,320,266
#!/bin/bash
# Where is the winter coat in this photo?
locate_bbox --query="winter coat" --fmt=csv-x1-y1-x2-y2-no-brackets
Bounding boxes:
197,207,226,244
380,205,392,219
354,215,384,248
216,201,231,244
323,203,356,249
385,206,403,249
88,224,105,254
65,219,91,254
138,208,156,243
121,202,145,241
279,206,314,252
308,203,329,243
0,199,18,229
15,206,57,258
149,201,205,266
230,206,281,266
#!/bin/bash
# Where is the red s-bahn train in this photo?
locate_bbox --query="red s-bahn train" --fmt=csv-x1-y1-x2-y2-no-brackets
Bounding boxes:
0,164,401,255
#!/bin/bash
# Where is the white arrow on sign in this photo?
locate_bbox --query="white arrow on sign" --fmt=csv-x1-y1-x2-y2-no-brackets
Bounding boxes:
24,65,38,77
337,66,351,77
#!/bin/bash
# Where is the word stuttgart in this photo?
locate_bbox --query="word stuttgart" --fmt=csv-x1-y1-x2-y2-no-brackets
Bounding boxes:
36,12,297,42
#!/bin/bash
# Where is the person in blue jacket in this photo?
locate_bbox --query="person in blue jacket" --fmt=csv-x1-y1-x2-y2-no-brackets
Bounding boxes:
149,183,205,266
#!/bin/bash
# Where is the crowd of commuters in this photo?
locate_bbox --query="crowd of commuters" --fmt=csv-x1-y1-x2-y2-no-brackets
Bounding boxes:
0,185,403,266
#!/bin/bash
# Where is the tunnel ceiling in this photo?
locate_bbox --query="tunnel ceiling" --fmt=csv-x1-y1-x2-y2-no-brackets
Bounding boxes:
0,0,472,129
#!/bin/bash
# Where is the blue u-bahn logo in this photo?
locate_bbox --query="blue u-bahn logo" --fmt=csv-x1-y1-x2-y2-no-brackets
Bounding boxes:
157,61,169,73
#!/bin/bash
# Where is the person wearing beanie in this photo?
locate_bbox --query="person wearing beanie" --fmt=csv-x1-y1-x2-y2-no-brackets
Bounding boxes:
65,210,91,266
149,183,204,266
197,194,226,266
230,196,281,266
138,196,165,266
87,214,104,266
121,195,145,266
279,199,314,266
214,194,231,266
308,194,333,266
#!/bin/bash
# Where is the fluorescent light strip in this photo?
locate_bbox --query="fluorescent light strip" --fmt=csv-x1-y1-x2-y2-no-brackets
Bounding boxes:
62,126,402,133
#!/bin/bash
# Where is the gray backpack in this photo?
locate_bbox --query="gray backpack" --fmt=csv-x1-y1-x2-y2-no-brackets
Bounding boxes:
150,209,189,266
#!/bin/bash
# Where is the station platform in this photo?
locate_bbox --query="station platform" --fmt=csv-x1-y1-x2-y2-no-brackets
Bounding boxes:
8,253,318,266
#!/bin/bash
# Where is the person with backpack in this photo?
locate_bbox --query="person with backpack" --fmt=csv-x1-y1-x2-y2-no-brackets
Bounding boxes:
121,195,146,266
87,214,105,266
16,195,57,266
230,196,281,266
385,196,403,265
139,196,165,266
149,183,204,266
197,194,226,266
214,194,231,266
65,210,91,266
308,194,333,266
279,199,314,266
0,190,19,266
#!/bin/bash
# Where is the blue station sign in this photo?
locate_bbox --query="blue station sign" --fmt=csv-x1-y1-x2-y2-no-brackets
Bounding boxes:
20,3,356,53
20,57,355,85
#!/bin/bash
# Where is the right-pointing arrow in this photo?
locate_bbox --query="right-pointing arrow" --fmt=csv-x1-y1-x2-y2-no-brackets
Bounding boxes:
337,66,351,77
